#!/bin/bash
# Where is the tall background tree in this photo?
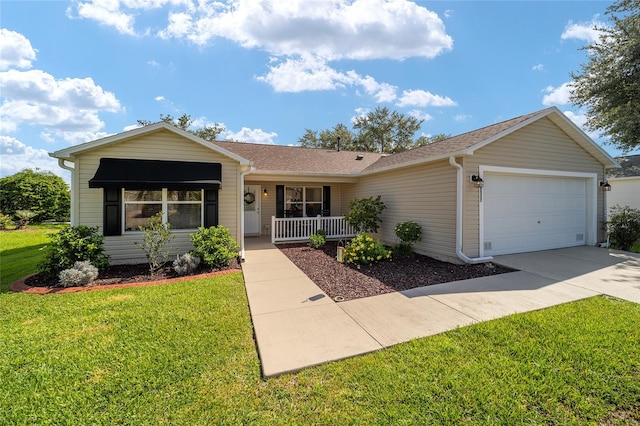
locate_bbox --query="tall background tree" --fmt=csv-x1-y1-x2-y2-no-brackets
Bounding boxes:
0,169,70,222
298,107,449,153
570,0,640,153
138,113,226,141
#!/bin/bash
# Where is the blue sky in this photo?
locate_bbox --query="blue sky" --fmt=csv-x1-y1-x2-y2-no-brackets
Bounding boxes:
2,0,636,182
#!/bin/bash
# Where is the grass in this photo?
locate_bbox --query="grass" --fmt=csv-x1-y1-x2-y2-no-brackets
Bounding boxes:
0,224,67,293
631,240,640,254
1,226,639,423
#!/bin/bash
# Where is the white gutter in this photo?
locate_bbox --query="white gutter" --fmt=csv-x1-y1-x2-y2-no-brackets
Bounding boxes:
448,156,494,264
239,166,254,260
57,158,76,225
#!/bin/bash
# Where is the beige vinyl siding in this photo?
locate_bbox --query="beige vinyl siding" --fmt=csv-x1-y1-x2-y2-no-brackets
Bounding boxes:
462,117,606,256
607,178,640,210
352,160,458,262
75,129,240,264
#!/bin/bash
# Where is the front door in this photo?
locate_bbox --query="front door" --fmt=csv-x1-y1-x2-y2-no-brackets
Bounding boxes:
244,185,261,235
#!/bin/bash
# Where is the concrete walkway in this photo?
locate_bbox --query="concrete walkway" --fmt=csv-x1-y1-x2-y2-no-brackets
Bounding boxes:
243,238,640,377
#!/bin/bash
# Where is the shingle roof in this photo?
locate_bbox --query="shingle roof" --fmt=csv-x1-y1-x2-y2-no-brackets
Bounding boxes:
361,110,542,172
213,141,385,175
609,154,640,178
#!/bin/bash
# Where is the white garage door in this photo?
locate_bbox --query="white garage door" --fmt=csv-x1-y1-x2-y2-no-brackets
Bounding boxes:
483,174,587,256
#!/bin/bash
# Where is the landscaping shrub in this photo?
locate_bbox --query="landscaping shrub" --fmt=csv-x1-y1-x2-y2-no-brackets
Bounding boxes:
190,225,239,268
58,261,99,287
309,231,326,249
394,221,422,256
135,212,174,274
173,253,201,276
14,209,36,230
607,205,640,251
0,213,13,230
344,233,391,266
38,225,109,276
345,195,386,233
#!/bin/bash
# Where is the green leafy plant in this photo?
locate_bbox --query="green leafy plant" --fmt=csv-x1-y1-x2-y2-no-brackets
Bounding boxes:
345,195,386,233
14,210,36,229
0,213,13,230
58,260,99,287
309,232,326,249
343,233,391,266
394,221,422,256
38,225,109,276
190,225,239,268
135,212,174,274
607,205,640,251
173,253,201,276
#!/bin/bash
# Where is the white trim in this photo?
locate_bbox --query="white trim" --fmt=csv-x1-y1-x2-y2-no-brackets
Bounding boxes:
478,165,598,257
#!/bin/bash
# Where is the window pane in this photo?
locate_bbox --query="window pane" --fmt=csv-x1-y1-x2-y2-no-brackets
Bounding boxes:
167,190,201,201
286,187,303,202
168,204,201,229
306,187,322,202
306,203,322,217
125,203,161,231
124,190,162,201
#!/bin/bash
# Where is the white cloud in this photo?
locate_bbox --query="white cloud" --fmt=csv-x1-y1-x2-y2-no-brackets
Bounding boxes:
256,55,351,92
224,127,277,144
123,123,142,131
0,69,121,134
0,135,63,178
68,0,137,36
532,64,544,71
0,28,37,70
542,82,572,106
407,110,433,122
396,89,456,108
148,59,160,67
155,95,165,101
561,17,606,43
562,109,600,140
454,114,470,122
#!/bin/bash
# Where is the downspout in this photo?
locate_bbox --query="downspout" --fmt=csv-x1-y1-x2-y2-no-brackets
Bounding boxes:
239,166,254,261
57,158,76,225
448,156,494,264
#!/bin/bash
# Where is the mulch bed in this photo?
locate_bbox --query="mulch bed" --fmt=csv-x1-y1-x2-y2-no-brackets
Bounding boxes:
279,241,516,301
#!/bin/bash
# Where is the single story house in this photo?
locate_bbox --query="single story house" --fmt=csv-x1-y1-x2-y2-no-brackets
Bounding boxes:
607,154,640,210
50,106,619,265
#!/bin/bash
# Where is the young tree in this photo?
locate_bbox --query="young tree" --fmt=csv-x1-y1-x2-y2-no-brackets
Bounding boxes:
0,169,70,222
570,0,640,153
353,107,423,153
138,113,226,141
298,123,356,150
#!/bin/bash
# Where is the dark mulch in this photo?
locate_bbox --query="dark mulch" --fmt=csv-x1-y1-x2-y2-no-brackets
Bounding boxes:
279,241,516,301
24,258,241,288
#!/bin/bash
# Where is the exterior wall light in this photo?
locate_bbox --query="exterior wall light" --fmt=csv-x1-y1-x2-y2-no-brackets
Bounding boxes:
471,175,484,188
600,181,611,192
263,188,268,196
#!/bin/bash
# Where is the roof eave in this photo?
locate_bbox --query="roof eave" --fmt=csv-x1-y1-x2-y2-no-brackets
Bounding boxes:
360,151,467,176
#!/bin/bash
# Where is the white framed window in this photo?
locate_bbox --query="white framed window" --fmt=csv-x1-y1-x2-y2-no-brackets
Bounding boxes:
285,186,323,217
123,189,203,232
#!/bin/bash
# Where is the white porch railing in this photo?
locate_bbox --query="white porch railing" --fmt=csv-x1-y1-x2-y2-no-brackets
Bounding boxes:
271,215,356,243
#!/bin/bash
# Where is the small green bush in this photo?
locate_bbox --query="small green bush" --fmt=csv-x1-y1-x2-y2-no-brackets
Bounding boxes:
309,232,326,249
38,225,109,276
344,233,391,266
0,213,13,230
173,253,201,276
15,209,36,229
608,205,640,251
316,229,327,238
394,221,422,257
135,212,174,274
58,261,99,287
345,196,386,233
190,225,239,268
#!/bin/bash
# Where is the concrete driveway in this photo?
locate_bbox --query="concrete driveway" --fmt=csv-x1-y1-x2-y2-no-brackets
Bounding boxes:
243,241,640,377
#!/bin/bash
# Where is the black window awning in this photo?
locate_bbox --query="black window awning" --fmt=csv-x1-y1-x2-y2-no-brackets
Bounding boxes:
89,158,222,190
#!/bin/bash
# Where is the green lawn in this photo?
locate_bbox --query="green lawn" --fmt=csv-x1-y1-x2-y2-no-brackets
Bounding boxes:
0,224,67,293
1,227,639,424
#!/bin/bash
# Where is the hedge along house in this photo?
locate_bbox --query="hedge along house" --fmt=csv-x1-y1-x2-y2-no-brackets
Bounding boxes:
51,106,618,265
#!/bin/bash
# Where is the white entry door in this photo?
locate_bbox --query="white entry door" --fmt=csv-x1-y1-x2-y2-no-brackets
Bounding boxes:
483,174,587,256
244,185,261,235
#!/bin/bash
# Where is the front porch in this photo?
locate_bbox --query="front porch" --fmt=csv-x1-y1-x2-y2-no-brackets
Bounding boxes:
270,215,356,244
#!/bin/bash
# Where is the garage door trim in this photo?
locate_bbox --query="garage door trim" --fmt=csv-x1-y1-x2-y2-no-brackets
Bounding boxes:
478,166,598,257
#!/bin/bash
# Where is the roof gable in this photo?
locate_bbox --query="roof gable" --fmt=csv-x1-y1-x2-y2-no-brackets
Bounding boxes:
50,122,251,166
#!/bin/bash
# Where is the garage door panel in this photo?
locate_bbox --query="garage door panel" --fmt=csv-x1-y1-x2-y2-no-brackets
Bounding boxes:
483,174,586,256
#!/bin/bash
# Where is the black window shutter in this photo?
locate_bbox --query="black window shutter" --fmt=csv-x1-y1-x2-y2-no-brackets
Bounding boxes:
204,189,219,227
322,186,331,216
276,185,285,218
103,188,122,236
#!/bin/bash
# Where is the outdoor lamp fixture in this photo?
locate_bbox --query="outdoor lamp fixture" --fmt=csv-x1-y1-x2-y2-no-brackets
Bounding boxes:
600,181,612,192
471,175,484,188
263,188,268,196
